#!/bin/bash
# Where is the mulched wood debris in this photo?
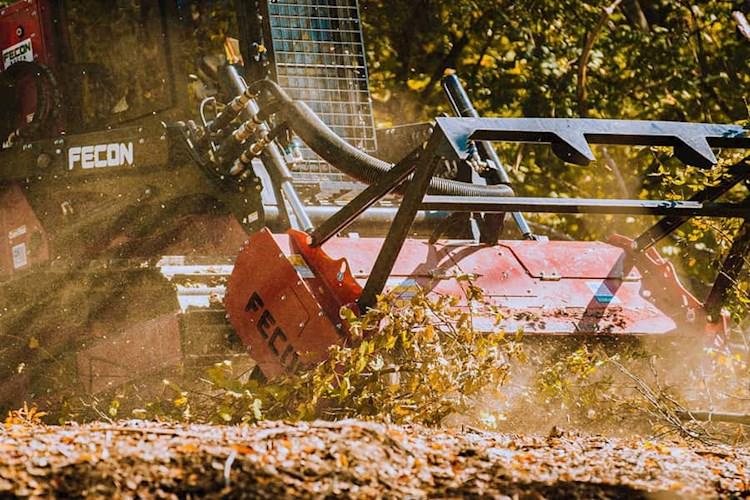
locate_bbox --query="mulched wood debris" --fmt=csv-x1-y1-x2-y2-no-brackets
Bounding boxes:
0,419,748,498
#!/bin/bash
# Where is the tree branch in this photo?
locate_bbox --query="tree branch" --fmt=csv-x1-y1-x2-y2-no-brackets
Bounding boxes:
470,24,497,85
681,1,734,120
577,0,623,117
623,0,649,32
420,16,485,101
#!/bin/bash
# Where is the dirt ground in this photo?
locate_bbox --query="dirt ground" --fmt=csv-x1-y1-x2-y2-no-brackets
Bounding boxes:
0,420,748,498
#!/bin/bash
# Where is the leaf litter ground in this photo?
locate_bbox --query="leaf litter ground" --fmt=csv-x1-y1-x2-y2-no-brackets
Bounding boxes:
0,419,748,498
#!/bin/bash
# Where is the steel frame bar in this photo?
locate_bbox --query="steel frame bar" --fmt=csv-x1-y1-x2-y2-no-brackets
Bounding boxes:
633,160,750,251
420,196,750,218
311,117,750,311
358,155,441,309
309,147,423,247
433,117,750,168
264,205,448,233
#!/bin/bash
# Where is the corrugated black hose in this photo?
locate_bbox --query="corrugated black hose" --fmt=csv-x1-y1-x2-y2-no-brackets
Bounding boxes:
0,61,60,143
248,80,514,198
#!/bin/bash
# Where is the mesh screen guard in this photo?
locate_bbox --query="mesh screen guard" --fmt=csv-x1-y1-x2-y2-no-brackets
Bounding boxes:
264,0,377,175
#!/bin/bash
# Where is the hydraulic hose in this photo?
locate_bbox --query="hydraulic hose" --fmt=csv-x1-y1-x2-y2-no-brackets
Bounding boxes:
0,61,60,142
250,80,514,198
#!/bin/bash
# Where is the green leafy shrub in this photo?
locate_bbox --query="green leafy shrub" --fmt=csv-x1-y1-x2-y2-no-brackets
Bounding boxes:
156,283,523,427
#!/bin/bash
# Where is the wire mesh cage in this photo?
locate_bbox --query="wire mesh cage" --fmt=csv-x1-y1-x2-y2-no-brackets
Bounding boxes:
265,0,377,176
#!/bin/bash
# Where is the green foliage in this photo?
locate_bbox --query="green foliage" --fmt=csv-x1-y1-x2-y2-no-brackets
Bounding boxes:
150,284,523,427
363,0,750,323
363,0,749,123
134,300,750,440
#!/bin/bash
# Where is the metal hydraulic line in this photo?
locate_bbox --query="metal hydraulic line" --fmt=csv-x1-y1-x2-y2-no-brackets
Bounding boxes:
225,65,313,231
442,74,534,240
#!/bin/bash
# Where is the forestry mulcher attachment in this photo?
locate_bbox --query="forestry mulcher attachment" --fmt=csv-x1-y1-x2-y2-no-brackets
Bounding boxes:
2,0,750,404
179,70,750,379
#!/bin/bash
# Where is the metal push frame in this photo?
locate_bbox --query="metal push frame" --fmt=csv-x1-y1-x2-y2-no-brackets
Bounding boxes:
306,116,750,311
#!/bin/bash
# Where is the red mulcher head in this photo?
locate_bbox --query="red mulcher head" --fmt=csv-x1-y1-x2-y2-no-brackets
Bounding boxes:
195,68,750,380
225,227,729,379
225,229,360,379
223,103,750,379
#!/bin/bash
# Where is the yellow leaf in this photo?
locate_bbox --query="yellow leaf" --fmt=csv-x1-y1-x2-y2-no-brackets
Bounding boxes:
508,60,524,75
406,77,430,92
393,405,411,417
177,443,199,454
480,55,496,68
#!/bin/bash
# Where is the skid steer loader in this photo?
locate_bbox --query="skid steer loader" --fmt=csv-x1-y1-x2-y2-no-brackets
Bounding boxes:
1,0,749,409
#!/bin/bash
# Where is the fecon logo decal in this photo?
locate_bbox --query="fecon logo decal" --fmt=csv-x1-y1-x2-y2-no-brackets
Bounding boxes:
68,143,134,170
2,39,33,69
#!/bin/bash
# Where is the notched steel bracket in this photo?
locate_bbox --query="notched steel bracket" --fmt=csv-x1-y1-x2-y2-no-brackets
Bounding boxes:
434,117,750,168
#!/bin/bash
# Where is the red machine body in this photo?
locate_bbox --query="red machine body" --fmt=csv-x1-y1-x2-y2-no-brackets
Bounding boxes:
0,0,58,134
0,183,49,277
225,229,726,379
225,229,351,379
0,0,56,70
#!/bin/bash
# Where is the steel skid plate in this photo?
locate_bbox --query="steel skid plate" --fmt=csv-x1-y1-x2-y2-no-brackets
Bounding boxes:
224,229,351,379
226,229,723,378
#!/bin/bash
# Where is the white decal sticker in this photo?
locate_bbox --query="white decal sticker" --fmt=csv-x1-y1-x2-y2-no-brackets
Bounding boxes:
8,225,27,240
287,255,314,279
68,143,134,170
12,243,27,269
587,281,620,305
386,278,420,299
2,38,34,69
